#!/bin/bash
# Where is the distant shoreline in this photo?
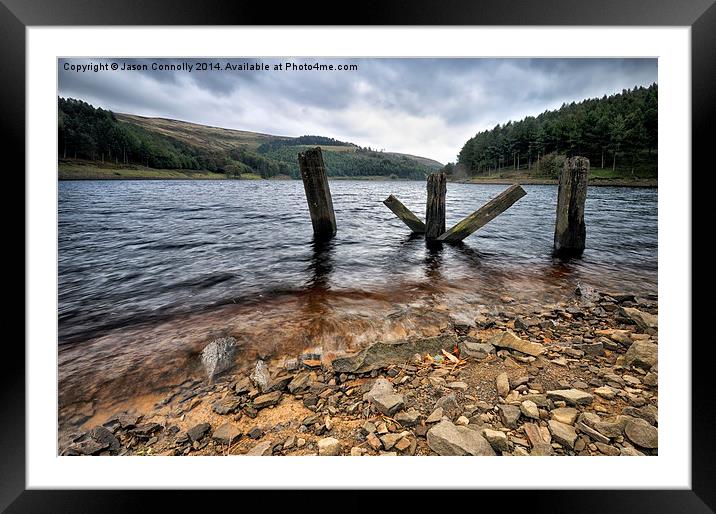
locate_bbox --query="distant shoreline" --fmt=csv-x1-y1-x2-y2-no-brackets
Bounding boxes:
458,177,658,188
58,161,657,187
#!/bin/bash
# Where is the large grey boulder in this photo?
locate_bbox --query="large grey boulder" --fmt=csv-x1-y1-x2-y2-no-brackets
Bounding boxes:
200,337,238,381
427,420,496,456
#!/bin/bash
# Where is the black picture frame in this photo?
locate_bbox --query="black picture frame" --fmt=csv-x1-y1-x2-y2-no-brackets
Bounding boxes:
4,0,714,511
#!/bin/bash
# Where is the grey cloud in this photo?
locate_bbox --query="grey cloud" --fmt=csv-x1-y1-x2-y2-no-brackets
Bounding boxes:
58,58,657,163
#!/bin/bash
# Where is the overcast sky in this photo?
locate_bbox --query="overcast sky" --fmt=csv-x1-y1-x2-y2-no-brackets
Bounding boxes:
58,58,657,164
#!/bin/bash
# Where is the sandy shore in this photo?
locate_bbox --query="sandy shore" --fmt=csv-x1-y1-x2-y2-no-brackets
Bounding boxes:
60,285,658,457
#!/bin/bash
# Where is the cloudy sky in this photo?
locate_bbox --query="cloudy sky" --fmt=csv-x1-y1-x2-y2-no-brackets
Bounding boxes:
58,58,657,164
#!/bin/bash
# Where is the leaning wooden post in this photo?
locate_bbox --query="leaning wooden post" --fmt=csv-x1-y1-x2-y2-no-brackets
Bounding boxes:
298,147,337,239
554,156,589,256
437,184,526,243
383,195,426,234
425,172,446,240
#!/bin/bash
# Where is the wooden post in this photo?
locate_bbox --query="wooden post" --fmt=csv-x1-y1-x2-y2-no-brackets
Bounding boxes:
298,147,337,239
383,195,426,233
554,156,589,256
425,172,446,240
437,184,526,243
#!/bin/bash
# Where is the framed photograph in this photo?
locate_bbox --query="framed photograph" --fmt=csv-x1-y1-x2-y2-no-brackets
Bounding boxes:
7,0,714,510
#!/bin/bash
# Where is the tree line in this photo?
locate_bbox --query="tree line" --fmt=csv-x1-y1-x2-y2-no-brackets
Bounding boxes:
454,84,657,176
58,97,437,179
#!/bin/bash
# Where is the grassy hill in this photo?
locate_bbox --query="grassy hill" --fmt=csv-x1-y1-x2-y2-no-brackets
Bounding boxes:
58,98,442,180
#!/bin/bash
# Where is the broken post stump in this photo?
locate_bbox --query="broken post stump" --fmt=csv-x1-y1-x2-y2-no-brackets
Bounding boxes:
383,195,426,233
298,147,337,239
554,156,589,256
437,184,527,243
425,172,447,240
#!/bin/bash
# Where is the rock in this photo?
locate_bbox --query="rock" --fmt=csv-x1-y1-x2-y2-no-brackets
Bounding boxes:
620,446,645,456
250,360,271,392
87,426,120,453
252,391,282,409
624,341,658,370
459,340,495,359
246,440,273,456
350,446,367,456
212,395,242,415
482,429,509,452
361,421,377,434
200,337,238,381
288,372,312,393
426,407,444,424
593,416,631,438
593,386,618,400
212,423,241,445
234,377,252,394
455,416,470,426
551,407,578,425
546,389,594,406
523,423,554,455
609,330,632,347
317,437,342,456
331,334,459,373
448,381,469,391
380,433,404,450
522,393,549,408
573,342,604,356
362,378,394,402
267,375,292,392
622,405,658,426
187,423,211,442
131,422,162,439
427,420,496,456
624,418,658,449
495,372,510,398
70,438,109,455
283,358,300,372
435,393,462,419
595,442,620,456
622,307,658,329
372,394,404,416
395,408,421,427
497,404,521,428
366,433,382,450
644,372,658,387
520,400,540,420
247,427,263,439
488,330,544,357
284,435,296,450
576,421,610,444
548,420,578,450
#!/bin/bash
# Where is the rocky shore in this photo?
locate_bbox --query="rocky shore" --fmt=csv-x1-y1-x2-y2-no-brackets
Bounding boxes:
61,286,658,457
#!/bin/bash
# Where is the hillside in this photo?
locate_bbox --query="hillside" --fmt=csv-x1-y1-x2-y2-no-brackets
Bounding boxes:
450,84,657,180
58,98,442,180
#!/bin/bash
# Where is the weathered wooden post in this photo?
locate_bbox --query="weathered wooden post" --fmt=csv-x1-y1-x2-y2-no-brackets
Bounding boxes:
437,184,526,243
554,156,589,256
298,147,337,239
383,195,426,234
425,172,446,240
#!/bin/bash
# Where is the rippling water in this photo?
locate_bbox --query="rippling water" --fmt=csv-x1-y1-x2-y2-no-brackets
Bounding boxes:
59,180,657,343
57,179,657,411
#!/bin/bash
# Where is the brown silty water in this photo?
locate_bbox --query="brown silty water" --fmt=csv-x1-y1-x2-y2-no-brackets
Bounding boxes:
58,180,657,442
57,261,655,441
